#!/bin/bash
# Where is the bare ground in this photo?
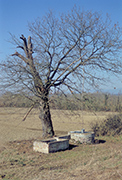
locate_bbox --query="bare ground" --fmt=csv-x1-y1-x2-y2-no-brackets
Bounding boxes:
0,107,122,180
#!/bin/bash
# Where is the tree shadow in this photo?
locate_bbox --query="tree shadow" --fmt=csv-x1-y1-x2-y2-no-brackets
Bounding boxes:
69,144,78,150
94,139,106,144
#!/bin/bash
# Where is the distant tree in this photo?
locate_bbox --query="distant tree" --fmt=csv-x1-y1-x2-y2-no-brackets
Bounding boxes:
116,95,121,112
105,94,109,106
1,8,122,137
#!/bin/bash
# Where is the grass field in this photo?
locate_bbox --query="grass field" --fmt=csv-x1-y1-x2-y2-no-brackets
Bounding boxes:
0,107,122,180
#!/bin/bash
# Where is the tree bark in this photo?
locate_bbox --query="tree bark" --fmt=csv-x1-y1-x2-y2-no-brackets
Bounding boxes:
39,97,54,138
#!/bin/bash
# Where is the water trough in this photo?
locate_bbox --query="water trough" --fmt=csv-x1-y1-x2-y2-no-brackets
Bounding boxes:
33,135,70,153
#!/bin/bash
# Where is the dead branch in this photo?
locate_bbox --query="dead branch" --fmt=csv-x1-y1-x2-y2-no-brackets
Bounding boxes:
22,103,35,121
11,52,29,65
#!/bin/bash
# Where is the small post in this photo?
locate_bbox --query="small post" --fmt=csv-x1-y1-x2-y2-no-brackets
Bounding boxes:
81,129,85,133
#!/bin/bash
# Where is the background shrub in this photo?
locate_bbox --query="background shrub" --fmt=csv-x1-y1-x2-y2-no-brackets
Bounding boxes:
91,114,122,136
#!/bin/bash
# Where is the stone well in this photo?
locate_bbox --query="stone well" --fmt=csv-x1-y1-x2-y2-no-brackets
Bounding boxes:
68,129,95,144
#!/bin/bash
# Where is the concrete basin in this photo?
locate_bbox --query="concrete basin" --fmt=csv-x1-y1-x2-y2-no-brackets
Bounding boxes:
33,135,70,153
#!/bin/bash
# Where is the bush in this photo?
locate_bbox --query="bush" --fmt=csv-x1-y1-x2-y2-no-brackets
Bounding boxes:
91,114,122,136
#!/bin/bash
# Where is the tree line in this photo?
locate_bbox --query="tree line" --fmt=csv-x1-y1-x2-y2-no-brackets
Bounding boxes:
0,92,122,112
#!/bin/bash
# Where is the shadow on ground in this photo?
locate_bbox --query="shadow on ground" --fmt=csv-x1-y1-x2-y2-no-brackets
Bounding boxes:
69,144,78,150
94,139,106,144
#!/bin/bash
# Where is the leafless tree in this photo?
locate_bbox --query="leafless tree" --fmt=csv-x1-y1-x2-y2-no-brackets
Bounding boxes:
1,8,122,137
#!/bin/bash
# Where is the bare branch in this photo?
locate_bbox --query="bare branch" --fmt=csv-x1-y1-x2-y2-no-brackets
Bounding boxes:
51,52,87,87
11,52,29,64
17,46,24,50
50,36,81,80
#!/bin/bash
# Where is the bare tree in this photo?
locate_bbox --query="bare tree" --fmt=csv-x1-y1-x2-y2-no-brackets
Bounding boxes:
1,8,122,137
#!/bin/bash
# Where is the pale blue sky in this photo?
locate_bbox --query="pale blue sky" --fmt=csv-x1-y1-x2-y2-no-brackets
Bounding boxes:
0,0,122,93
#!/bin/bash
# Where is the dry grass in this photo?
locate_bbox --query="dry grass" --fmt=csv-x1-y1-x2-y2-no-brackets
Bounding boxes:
0,107,118,142
0,107,122,180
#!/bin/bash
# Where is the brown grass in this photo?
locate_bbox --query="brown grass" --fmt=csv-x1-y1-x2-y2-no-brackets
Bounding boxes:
0,107,122,180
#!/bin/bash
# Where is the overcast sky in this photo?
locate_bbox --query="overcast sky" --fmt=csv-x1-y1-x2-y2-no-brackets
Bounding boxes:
0,0,122,93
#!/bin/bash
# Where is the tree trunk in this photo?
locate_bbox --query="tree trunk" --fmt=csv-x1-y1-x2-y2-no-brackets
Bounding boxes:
39,97,54,138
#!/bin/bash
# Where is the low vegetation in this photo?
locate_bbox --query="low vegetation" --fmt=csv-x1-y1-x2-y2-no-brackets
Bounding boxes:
91,114,122,136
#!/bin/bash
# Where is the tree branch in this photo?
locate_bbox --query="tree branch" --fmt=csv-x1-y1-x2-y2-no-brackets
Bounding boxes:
50,37,81,80
11,52,29,65
51,52,87,87
22,103,35,121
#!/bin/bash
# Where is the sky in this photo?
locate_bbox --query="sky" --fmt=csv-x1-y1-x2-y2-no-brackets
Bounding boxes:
0,0,122,94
